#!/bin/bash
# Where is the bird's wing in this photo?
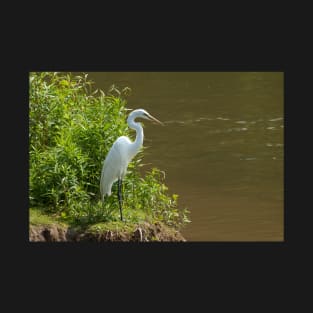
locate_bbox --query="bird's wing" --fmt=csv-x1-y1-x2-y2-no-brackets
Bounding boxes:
100,136,132,198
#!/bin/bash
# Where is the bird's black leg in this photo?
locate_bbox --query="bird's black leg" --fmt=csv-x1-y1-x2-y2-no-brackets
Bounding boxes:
118,179,123,221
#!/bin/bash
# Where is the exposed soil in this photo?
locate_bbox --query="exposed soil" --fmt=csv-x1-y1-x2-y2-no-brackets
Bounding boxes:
29,221,186,242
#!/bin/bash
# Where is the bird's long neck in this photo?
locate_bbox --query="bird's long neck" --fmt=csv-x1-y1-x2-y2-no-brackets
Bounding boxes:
128,117,144,158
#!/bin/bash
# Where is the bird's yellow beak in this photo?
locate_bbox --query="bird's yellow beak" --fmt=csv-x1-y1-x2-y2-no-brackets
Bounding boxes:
147,114,164,126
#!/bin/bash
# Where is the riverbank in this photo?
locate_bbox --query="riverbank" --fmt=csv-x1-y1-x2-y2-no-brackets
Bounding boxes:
29,209,186,242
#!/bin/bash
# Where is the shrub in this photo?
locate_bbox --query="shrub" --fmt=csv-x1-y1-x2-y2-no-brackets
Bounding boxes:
29,72,190,228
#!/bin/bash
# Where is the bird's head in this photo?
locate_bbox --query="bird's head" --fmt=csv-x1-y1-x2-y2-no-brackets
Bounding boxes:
128,109,164,125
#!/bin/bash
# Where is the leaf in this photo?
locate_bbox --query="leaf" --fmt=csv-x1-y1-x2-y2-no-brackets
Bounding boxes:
60,80,69,87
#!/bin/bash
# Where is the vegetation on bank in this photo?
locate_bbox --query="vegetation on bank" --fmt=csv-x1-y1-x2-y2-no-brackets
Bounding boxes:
29,72,190,237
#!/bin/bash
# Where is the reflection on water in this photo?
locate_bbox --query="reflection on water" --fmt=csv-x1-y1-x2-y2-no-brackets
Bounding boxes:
87,72,284,241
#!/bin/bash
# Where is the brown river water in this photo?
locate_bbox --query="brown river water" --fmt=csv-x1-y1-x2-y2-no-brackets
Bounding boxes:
87,72,284,241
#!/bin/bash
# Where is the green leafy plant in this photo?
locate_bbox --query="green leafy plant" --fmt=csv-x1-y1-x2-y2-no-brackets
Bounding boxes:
29,72,190,229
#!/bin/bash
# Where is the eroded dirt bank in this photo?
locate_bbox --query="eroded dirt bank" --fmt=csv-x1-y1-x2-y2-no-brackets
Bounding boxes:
29,221,186,242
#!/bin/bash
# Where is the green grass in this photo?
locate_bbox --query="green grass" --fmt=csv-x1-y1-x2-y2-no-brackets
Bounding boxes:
29,208,67,227
29,72,190,230
86,221,136,234
29,207,137,234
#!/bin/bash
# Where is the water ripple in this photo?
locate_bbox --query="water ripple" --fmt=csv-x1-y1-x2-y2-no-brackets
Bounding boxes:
216,117,230,121
163,117,284,129
269,117,283,122
209,127,248,134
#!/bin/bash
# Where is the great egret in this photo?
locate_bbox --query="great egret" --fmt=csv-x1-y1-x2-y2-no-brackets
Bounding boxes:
100,109,163,221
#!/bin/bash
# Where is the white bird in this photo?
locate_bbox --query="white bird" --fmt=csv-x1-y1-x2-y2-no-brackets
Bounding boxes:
100,109,163,221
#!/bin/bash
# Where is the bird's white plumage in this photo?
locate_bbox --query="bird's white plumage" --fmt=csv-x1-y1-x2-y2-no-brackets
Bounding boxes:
100,136,133,198
100,109,162,202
